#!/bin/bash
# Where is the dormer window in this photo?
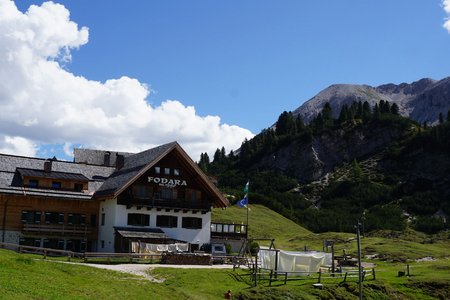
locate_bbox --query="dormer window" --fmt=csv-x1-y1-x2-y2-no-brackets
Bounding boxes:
28,179,39,188
164,168,170,175
74,183,83,192
154,167,160,174
174,169,180,176
52,182,61,189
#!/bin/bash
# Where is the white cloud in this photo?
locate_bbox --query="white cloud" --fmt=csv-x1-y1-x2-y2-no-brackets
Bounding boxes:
0,0,254,161
443,0,450,32
0,135,36,157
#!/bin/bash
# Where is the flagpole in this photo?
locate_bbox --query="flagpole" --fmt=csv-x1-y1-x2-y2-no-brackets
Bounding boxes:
245,181,249,238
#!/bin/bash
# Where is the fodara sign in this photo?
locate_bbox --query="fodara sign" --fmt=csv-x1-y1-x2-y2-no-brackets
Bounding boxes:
148,176,187,187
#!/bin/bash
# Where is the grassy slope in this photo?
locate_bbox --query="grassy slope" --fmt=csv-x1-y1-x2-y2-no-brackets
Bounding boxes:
213,205,450,260
1,205,449,299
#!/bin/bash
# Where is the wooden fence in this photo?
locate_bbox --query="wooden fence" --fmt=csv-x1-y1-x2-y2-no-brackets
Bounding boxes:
251,267,376,286
0,242,161,263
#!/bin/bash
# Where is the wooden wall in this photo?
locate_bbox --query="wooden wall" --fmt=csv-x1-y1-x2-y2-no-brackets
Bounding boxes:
0,193,99,232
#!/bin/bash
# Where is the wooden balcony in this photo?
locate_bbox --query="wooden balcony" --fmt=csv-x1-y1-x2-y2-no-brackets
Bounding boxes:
211,222,248,239
22,223,94,237
118,196,211,211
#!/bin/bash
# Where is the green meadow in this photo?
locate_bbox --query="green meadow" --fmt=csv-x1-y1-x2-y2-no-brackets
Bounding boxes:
0,204,448,299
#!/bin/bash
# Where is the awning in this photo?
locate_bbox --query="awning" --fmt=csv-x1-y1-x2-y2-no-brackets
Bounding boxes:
115,227,169,239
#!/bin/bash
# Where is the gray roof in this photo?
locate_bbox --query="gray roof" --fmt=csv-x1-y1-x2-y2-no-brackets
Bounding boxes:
115,227,169,239
17,168,89,182
73,148,134,166
0,186,92,200
0,153,115,196
95,142,177,196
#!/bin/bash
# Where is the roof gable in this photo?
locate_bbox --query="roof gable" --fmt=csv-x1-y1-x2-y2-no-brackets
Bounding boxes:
94,142,228,208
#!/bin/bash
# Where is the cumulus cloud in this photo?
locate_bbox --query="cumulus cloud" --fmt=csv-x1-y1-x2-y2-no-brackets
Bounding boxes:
0,0,254,160
0,135,36,157
443,0,450,32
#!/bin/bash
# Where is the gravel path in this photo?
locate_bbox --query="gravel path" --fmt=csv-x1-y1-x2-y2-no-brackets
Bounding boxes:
42,260,234,283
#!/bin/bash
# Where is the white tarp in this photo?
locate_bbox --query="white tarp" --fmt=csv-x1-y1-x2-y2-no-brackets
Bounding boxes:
258,248,329,275
130,242,189,253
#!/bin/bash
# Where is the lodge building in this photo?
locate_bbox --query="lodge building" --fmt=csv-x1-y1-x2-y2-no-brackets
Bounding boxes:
0,142,231,253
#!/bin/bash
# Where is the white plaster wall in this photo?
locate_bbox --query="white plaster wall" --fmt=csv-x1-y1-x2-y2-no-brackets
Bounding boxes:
97,198,117,252
115,205,211,246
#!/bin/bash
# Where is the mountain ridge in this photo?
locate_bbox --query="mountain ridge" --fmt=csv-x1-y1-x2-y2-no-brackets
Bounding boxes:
293,76,450,125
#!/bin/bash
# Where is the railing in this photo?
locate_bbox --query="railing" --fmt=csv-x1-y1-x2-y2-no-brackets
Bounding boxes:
211,222,248,239
22,223,94,236
119,196,211,211
0,242,162,263
253,267,376,286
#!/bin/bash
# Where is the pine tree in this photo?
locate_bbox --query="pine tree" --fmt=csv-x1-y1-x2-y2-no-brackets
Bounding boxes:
338,104,349,123
276,111,296,136
295,115,305,132
357,101,363,118
439,112,444,124
362,101,371,119
390,103,400,115
373,103,380,119
447,110,450,122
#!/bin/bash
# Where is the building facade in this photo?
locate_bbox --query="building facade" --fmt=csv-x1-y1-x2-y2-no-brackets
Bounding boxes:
0,142,228,252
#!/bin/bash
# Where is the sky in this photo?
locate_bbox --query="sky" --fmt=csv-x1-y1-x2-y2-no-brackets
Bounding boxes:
1,0,450,161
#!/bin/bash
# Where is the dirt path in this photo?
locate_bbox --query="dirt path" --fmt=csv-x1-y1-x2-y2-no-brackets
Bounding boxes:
42,260,234,282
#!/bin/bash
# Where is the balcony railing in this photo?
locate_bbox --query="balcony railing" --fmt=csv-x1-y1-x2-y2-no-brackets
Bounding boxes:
22,223,94,236
211,222,248,239
118,196,211,211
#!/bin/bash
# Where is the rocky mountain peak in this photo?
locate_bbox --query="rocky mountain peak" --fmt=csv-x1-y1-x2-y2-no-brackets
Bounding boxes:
292,76,449,125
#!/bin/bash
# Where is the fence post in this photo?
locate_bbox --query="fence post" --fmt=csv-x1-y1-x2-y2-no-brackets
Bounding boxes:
407,264,410,277
43,249,47,259
284,272,287,285
318,269,322,283
372,268,376,280
84,252,87,263
269,269,273,287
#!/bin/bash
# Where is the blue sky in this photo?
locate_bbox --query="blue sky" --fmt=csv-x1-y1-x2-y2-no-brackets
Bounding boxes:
2,0,450,160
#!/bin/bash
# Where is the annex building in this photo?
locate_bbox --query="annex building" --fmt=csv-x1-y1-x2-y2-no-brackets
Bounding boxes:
0,142,228,253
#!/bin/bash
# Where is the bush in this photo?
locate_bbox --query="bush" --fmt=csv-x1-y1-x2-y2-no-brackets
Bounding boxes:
413,216,446,234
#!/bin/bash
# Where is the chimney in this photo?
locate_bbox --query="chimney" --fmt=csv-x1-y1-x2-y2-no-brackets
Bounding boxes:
104,151,111,166
44,159,52,173
116,153,124,170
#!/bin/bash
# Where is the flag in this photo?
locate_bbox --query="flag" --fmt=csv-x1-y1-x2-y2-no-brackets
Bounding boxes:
243,181,249,194
237,181,249,208
238,196,248,208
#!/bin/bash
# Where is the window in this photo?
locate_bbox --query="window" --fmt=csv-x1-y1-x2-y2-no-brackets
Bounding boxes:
45,212,64,224
21,211,41,224
43,239,58,249
101,213,105,226
91,214,97,226
177,189,185,200
28,179,39,188
67,214,86,225
127,213,150,226
154,167,160,174
182,217,202,229
164,168,170,175
74,183,83,192
161,188,173,199
19,238,40,247
133,185,150,198
173,169,180,176
52,181,61,189
156,215,178,228
101,240,105,249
